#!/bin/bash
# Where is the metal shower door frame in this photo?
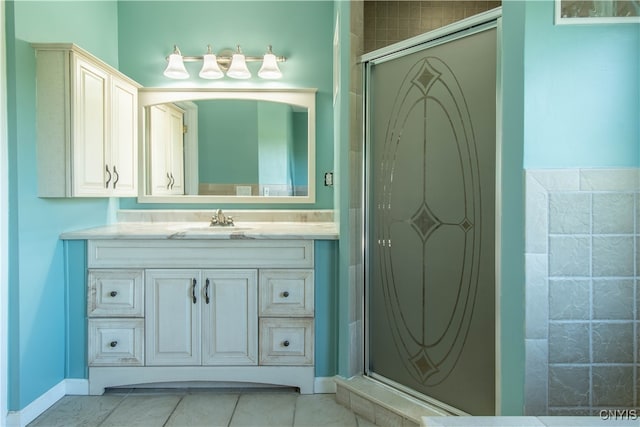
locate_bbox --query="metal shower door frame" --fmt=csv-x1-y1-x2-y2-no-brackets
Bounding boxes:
361,8,503,415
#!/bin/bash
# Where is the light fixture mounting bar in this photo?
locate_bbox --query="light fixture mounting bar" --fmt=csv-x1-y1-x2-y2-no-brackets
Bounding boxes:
168,55,286,63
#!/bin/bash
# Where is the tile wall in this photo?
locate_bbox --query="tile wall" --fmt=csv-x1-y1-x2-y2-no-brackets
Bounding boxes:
363,0,501,52
525,169,639,415
349,0,365,377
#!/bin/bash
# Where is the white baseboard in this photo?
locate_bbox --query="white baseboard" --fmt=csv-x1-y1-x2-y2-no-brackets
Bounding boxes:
314,376,337,394
64,378,89,395
5,379,88,427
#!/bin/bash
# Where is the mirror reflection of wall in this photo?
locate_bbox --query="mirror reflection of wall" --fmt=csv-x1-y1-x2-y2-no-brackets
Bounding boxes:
195,100,308,196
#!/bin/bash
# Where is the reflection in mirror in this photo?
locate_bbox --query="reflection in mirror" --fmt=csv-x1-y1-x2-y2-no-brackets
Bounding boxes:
194,99,308,197
138,89,316,204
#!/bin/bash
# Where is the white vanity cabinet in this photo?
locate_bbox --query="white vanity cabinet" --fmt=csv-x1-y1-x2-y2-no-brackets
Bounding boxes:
86,239,315,395
147,103,185,195
33,43,140,197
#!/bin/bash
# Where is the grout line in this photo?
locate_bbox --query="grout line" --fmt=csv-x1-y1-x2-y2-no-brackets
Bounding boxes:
292,393,299,427
96,392,128,427
227,392,241,427
161,395,183,427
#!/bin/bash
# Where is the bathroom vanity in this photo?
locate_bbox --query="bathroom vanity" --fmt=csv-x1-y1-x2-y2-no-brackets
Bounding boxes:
62,215,338,395
34,42,336,395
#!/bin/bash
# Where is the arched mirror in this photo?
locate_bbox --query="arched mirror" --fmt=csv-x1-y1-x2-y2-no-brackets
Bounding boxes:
138,88,316,203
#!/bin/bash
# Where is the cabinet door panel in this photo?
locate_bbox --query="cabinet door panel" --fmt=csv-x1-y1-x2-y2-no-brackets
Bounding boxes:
167,107,185,195
110,77,137,195
73,56,108,196
202,269,258,365
148,104,184,195
146,270,201,365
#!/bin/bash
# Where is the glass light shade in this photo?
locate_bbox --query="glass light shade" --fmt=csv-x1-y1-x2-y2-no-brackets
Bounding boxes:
258,53,282,79
227,53,251,79
199,53,224,79
164,52,189,79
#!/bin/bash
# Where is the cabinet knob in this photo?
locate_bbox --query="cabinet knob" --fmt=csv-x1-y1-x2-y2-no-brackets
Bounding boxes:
109,341,118,348
109,291,118,297
282,291,289,298
283,340,290,347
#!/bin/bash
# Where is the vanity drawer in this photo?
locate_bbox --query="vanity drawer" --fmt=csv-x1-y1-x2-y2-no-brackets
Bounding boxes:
259,269,314,317
259,318,313,366
88,319,144,366
88,269,144,317
88,240,314,269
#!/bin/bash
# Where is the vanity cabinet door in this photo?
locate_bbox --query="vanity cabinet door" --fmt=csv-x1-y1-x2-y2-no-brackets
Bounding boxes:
201,270,258,365
109,76,138,196
145,269,201,366
148,104,184,196
72,55,109,196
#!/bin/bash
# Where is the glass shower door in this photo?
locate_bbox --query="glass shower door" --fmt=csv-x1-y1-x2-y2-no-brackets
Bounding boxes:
366,26,497,415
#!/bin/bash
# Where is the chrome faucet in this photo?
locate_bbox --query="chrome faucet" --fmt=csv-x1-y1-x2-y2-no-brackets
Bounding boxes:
210,209,234,226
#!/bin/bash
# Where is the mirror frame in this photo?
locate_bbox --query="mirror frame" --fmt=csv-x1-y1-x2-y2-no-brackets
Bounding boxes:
137,88,317,204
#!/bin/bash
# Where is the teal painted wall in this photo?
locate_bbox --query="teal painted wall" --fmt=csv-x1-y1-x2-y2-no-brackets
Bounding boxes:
523,1,640,168
6,0,119,411
116,0,335,210
314,240,338,377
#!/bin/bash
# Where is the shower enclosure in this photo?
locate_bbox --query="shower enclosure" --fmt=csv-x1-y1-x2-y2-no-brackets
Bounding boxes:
363,15,500,415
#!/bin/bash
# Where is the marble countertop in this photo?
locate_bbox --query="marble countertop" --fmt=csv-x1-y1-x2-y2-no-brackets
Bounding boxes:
60,221,339,240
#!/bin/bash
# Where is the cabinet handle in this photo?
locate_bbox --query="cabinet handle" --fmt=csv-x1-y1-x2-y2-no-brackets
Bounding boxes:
109,341,118,348
282,340,290,347
105,165,112,188
170,173,175,189
112,165,119,189
109,291,118,297
192,278,197,304
205,278,210,304
282,291,290,298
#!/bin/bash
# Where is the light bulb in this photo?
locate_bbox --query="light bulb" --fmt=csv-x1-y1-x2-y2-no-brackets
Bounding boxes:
199,45,224,79
226,45,251,79
258,46,282,79
163,45,189,79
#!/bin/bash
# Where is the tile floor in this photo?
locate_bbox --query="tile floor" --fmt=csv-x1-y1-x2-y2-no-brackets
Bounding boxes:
28,388,376,427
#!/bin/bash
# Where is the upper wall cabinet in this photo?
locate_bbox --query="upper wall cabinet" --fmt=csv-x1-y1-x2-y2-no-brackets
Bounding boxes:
33,44,141,197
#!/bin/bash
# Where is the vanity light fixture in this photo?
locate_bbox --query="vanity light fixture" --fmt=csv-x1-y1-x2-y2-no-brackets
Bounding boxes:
164,44,286,80
198,45,224,79
226,45,252,79
163,45,189,79
258,45,283,79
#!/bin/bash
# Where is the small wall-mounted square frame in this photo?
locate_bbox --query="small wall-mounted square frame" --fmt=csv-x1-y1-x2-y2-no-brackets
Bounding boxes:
556,0,640,24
